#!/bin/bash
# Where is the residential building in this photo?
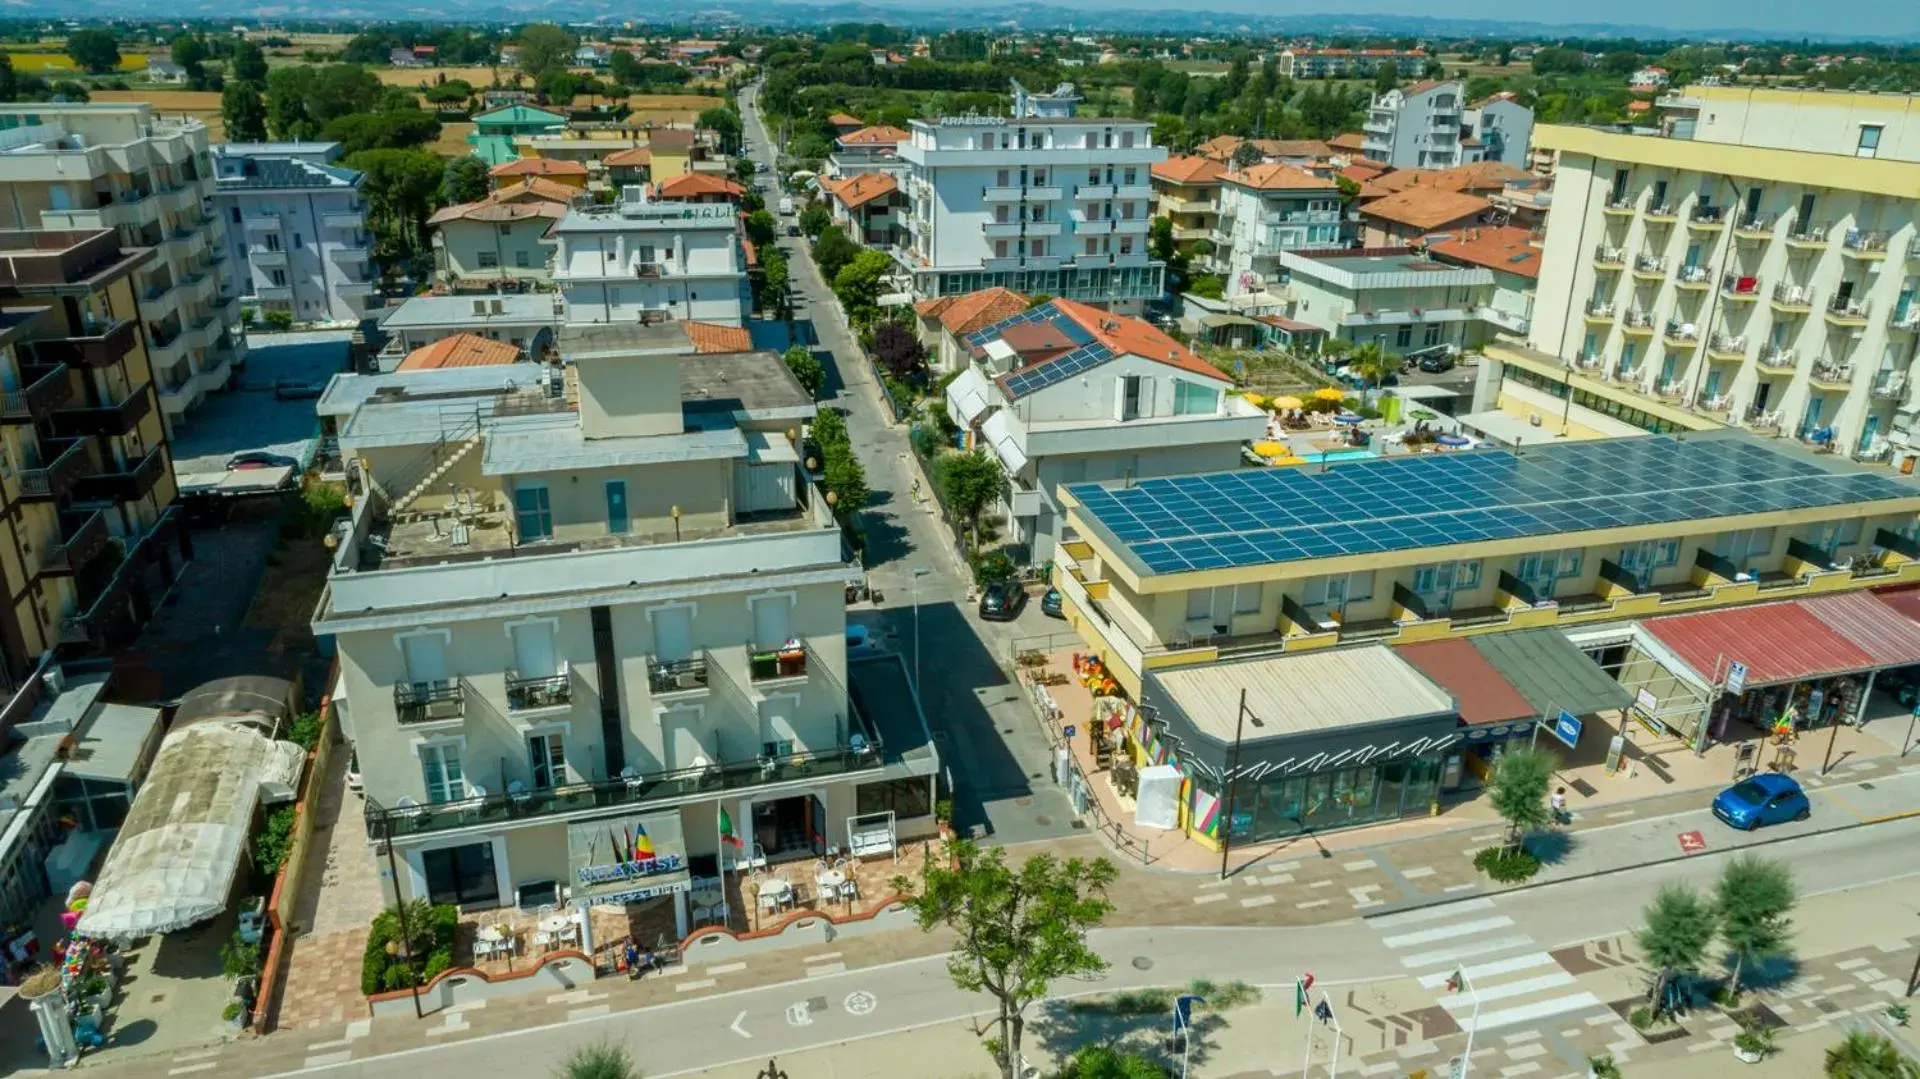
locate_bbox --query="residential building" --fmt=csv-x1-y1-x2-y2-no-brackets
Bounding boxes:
1193,136,1331,170
912,286,1029,374
1358,187,1491,247
395,334,523,372
314,323,938,916
1527,87,1920,458
890,82,1167,311
0,103,246,429
378,293,562,366
1278,47,1426,80
827,126,911,180
212,142,375,329
941,299,1263,561
1364,82,1534,171
1149,156,1225,262
468,105,568,168
491,157,590,191
821,173,904,248
604,147,654,189
1632,66,1672,91
652,173,745,205
641,129,697,182
146,59,188,85
1423,225,1540,338
550,189,751,327
1277,248,1504,354
427,193,569,286
826,113,866,137
1214,165,1343,298
0,228,191,661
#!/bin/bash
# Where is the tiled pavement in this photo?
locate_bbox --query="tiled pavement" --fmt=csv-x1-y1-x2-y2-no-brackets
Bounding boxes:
273,737,388,1031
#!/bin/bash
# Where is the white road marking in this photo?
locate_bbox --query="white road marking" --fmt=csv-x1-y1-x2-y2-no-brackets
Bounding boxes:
729,1011,751,1038
168,1064,218,1076
1398,935,1538,969
1437,972,1578,1010
302,1053,353,1069
707,962,747,975
1417,953,1556,988
677,978,718,993
807,962,848,977
569,1005,611,1022
1382,915,1515,949
1470,992,1607,1030
1370,897,1497,929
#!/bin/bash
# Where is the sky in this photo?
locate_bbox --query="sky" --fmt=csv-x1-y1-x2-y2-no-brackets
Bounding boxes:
1055,0,1920,39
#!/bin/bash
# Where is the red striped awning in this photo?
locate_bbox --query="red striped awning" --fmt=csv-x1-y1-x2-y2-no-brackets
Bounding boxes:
1642,601,1874,688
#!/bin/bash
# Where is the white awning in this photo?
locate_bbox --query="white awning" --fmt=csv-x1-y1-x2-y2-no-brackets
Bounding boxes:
878,292,915,307
981,409,1029,475
743,429,800,464
77,724,306,939
945,366,992,427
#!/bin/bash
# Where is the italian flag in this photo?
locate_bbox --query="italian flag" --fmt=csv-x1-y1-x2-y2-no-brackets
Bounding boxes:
719,806,743,849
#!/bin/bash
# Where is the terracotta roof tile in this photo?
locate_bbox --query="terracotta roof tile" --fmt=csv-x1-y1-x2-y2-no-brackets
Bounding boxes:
1221,163,1338,192
427,198,570,226
489,157,588,179
1328,132,1368,152
1251,138,1331,160
492,176,578,205
827,112,863,127
917,286,1029,336
1361,188,1490,231
1151,155,1225,185
1424,225,1541,279
654,172,744,199
603,146,654,167
1194,134,1244,162
820,171,899,210
684,321,753,354
1049,299,1228,384
837,125,910,146
396,333,522,371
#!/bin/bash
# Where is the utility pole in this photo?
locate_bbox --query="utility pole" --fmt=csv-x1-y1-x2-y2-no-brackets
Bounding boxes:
1218,690,1264,880
381,811,425,1020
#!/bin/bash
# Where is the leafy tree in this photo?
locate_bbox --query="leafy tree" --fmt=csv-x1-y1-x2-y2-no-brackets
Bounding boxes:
698,105,741,154
221,82,268,143
1188,274,1224,300
761,249,795,325
171,33,209,86
341,33,395,66
609,48,642,87
744,209,778,249
1061,1046,1170,1079
1714,856,1795,1002
266,65,384,140
65,29,121,75
833,249,894,326
788,131,832,162
822,450,869,517
347,148,446,262
553,1041,640,1079
799,204,831,239
324,110,442,156
934,450,1005,550
1486,748,1555,850
811,225,859,283
783,345,824,398
1373,59,1401,96
892,841,1117,1079
516,24,576,78
0,54,16,103
1824,1031,1919,1079
871,321,928,382
1532,47,1589,76
423,80,475,107
1637,884,1717,1013
232,40,268,85
1229,140,1263,170
440,156,490,206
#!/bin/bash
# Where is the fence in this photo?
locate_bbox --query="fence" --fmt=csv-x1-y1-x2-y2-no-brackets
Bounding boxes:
252,685,340,1034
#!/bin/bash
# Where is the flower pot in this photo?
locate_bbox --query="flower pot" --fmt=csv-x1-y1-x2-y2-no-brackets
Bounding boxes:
1733,1044,1765,1064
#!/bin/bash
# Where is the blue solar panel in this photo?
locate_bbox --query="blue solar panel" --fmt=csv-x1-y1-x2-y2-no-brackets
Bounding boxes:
1065,435,1920,575
1001,341,1115,399
961,303,1093,351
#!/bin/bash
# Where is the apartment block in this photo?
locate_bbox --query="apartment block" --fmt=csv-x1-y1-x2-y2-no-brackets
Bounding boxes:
0,103,246,430
941,299,1263,561
428,182,572,287
1278,248,1519,353
1363,82,1534,171
1529,87,1920,461
315,324,937,915
1149,156,1225,262
551,189,750,327
212,142,376,329
0,228,189,672
1277,48,1427,81
1214,165,1345,297
891,82,1167,311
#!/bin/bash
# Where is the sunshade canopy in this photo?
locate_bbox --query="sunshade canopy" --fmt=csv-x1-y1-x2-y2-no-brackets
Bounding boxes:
1468,629,1633,716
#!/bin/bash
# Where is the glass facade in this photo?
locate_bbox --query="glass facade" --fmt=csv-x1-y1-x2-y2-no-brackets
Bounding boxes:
924,262,1166,302
1215,754,1446,843
1506,365,1690,435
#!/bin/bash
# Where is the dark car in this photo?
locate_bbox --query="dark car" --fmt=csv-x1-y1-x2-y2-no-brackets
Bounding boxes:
1711,773,1811,831
1876,665,1920,708
786,223,801,237
226,451,297,471
978,580,1027,621
1416,352,1456,374
1041,587,1064,618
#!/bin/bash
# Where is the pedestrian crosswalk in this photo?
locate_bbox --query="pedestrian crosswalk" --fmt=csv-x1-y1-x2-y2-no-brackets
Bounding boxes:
1369,897,1609,1033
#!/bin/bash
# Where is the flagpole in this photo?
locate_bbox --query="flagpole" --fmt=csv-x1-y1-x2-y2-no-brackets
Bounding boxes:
1457,968,1480,1078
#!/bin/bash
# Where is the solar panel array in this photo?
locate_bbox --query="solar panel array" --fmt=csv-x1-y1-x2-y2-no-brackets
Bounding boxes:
1067,436,1919,576
1001,341,1115,399
962,304,1091,351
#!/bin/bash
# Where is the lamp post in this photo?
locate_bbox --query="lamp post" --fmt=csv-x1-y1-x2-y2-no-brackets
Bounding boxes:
380,810,425,1020
1217,689,1265,881
910,566,931,694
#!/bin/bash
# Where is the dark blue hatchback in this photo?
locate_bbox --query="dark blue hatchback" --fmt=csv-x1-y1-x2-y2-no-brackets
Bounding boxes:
1711,773,1811,831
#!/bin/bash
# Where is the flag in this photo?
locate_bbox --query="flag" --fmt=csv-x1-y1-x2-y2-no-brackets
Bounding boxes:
631,820,655,862
719,806,743,849
1313,999,1333,1025
1445,968,1464,994
1294,978,1308,1017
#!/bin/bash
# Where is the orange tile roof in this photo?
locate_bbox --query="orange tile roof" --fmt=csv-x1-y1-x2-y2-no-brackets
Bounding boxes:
1252,138,1331,160
1194,134,1244,162
915,286,1029,336
1152,155,1226,185
490,157,589,179
1425,225,1541,279
1439,160,1532,192
1361,188,1491,231
827,112,863,127
684,321,753,354
492,176,578,205
837,125,910,146
1339,160,1390,185
427,198,569,226
396,333,522,371
654,172,744,199
1050,299,1227,384
820,171,900,210
1358,168,1439,199
603,146,654,167
1328,132,1368,152
1221,163,1338,192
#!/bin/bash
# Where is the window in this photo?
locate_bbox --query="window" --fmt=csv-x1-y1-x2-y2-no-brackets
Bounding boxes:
1121,374,1144,420
1172,379,1218,415
1396,325,1413,349
995,205,1010,223
527,731,566,789
508,619,558,678
293,233,302,249
419,741,466,803
857,778,933,818
1413,560,1481,596
1231,582,1262,615
476,251,500,269
514,484,552,540
513,249,529,268
229,206,241,223
269,269,287,286
399,631,449,685
264,233,280,252
1085,238,1099,256
605,480,629,534
758,696,798,758
1186,584,1260,623
996,169,1010,186
1858,125,1883,159
1712,528,1776,567
499,224,512,237
749,593,793,650
995,240,1009,258
1423,324,1443,346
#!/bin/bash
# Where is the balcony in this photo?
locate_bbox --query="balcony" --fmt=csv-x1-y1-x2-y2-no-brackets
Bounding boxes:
1892,306,1920,335
1825,296,1871,326
16,439,89,502
2,363,74,424
1770,283,1814,314
1809,363,1854,391
1685,204,1726,230
253,249,288,268
1621,310,1655,334
242,214,280,233
1631,255,1667,281
1602,197,1636,217
1573,352,1604,372
748,641,809,685
1674,264,1712,289
1644,204,1678,223
37,510,110,577
395,679,465,726
1841,230,1888,259
1076,184,1116,200
1706,334,1748,360
322,209,365,229
50,384,153,439
1872,372,1908,400
1785,224,1829,250
504,667,573,712
1592,244,1626,269
1720,274,1761,302
1582,302,1615,324
648,653,712,698
72,444,166,503
1755,346,1797,374
1662,323,1700,349
26,318,136,370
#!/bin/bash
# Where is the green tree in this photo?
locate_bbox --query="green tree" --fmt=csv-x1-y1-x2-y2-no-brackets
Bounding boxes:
232,39,268,85
1714,856,1795,1002
221,82,268,143
744,209,778,249
783,345,824,398
1061,1046,1171,1079
698,105,741,154
1229,139,1264,170
609,48,642,87
833,249,894,325
812,224,859,282
65,29,121,75
871,320,927,382
1824,1030,1919,1078
170,33,209,85
324,110,442,155
516,24,576,78
341,33,394,66
934,450,1005,550
440,155,490,205
1637,885,1717,1013
892,841,1117,1079
347,148,446,261
761,248,795,325
1486,748,1555,850
799,204,831,239
1373,59,1401,96
553,1041,640,1079
0,54,16,103
1188,274,1224,300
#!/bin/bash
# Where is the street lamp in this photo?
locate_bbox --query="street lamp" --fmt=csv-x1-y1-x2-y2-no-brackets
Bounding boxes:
1217,689,1266,881
910,567,931,694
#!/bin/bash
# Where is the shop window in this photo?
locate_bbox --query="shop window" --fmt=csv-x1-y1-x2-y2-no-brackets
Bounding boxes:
856,778,932,819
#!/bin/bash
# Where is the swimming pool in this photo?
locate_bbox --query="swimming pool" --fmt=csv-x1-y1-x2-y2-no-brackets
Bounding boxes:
1303,448,1378,463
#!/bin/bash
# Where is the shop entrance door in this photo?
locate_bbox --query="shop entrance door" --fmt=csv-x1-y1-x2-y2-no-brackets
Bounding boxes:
752,794,825,861
421,842,498,906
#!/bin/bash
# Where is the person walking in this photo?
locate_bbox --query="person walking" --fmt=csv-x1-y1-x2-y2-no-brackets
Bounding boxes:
1550,786,1569,825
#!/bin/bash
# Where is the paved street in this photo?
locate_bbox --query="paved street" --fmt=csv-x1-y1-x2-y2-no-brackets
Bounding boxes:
737,84,1077,848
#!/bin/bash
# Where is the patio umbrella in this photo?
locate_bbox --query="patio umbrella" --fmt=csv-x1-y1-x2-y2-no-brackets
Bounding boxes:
1334,412,1363,426
1251,440,1289,458
1241,392,1268,409
1312,388,1346,402
1438,433,1472,447
1272,395,1304,410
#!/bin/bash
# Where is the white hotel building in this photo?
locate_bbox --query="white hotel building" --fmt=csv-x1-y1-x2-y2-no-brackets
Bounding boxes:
549,189,751,327
891,82,1168,312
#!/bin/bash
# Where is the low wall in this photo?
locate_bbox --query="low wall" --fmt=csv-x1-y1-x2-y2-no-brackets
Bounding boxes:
253,684,340,1034
676,897,918,966
366,952,597,1019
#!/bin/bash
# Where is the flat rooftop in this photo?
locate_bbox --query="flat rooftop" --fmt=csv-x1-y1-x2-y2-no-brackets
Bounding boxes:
1311,253,1446,275
1067,431,1920,578
1149,646,1455,741
368,494,815,569
382,293,557,329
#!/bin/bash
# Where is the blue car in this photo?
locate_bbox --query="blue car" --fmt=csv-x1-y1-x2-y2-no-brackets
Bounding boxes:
1711,773,1811,831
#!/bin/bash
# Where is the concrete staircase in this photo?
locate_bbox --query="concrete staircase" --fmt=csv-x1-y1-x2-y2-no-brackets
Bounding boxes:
390,434,481,513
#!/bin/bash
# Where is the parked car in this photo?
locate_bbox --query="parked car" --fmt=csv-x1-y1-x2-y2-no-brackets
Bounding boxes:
1875,665,1920,708
786,223,801,237
1413,347,1456,374
1711,773,1810,830
226,451,297,471
978,580,1027,621
846,622,882,657
1040,587,1064,618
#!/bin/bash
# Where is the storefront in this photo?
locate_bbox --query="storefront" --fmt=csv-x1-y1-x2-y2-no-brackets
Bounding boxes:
1141,646,1465,848
1398,638,1550,787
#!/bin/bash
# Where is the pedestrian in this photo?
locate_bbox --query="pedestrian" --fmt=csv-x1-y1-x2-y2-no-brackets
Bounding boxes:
622,935,642,980
1550,786,1569,825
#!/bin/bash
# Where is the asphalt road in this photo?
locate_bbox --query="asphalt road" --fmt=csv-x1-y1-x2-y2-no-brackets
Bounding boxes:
259,812,1920,1078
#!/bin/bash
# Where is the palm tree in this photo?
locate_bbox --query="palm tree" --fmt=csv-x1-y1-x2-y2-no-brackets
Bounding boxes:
1349,342,1397,390
1824,1029,1919,1078
1636,884,1717,1015
555,1042,641,1079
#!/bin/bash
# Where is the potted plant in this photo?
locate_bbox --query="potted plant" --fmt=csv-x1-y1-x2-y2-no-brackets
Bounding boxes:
934,798,955,840
80,974,110,1011
1586,1054,1621,1079
222,1001,246,1031
1731,1022,1774,1063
